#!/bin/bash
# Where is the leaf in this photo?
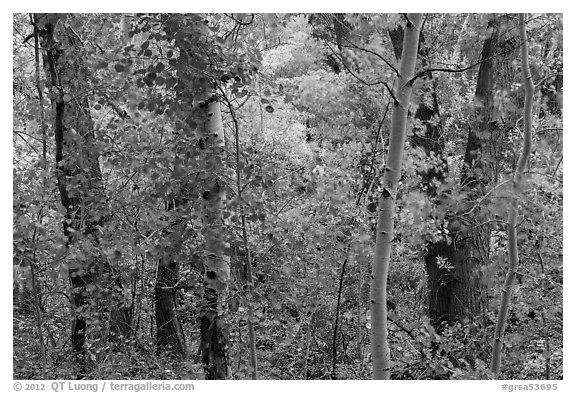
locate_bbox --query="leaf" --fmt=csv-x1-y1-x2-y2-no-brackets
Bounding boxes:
114,63,125,72
165,77,178,89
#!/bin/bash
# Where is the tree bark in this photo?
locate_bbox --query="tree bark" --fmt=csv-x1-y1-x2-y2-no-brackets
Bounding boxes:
35,14,106,366
370,13,422,380
36,14,133,372
446,14,504,326
197,90,231,380
491,13,534,377
413,15,505,329
389,24,452,330
332,13,352,72
165,15,231,378
155,197,187,355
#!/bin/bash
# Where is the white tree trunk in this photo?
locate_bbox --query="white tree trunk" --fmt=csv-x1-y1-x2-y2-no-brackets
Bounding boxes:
491,13,534,378
197,90,231,379
370,13,422,380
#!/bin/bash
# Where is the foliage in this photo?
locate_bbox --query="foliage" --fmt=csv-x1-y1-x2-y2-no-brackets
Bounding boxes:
13,13,562,380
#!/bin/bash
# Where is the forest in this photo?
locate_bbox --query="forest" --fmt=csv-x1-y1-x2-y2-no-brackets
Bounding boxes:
12,13,563,380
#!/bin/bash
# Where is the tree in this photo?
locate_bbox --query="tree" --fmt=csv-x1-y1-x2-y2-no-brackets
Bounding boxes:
445,14,505,324
196,86,231,379
416,14,511,328
13,12,563,381
388,19,450,331
370,13,422,380
491,13,534,377
154,194,188,354
34,13,110,370
169,15,232,378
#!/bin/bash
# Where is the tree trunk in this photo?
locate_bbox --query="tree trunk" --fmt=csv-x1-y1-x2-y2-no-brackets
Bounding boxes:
491,13,534,377
389,24,452,330
332,13,352,72
155,198,187,355
197,90,231,380
370,13,422,380
35,14,106,366
404,15,505,329
36,14,133,371
155,265,186,353
165,15,231,378
446,14,504,326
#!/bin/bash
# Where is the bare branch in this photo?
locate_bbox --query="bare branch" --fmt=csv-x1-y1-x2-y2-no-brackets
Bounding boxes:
340,43,400,78
325,41,398,104
407,43,523,87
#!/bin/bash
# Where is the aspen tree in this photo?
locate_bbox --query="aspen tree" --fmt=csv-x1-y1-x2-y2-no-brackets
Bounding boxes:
388,23,450,331
491,13,534,377
165,14,231,377
196,87,231,380
370,13,422,380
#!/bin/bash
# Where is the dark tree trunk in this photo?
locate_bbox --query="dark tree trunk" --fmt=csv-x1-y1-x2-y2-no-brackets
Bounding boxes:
199,288,229,379
110,306,133,338
425,16,507,329
433,229,490,324
411,62,453,329
35,14,103,364
432,16,518,329
388,15,508,329
389,24,453,329
308,13,352,74
155,261,186,353
155,199,187,355
35,14,132,368
448,15,504,325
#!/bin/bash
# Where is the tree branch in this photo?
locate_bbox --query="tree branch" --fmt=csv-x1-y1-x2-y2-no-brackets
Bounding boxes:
340,42,399,78
407,46,523,87
325,41,398,104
